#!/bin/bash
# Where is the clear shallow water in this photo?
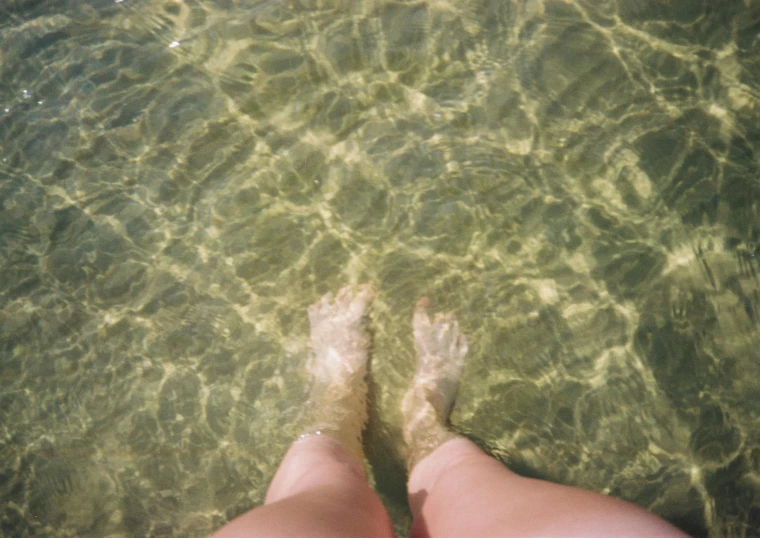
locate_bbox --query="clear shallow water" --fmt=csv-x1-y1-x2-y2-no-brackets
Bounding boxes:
1,0,759,536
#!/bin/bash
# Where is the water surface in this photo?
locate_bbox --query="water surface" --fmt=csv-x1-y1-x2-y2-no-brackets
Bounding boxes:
1,1,760,536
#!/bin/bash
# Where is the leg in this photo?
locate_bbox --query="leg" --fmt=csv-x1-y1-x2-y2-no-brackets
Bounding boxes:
212,434,393,538
401,297,467,471
212,285,394,538
402,300,688,538
408,438,688,538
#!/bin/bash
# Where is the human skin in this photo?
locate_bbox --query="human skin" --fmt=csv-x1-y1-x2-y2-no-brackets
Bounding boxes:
210,433,394,538
211,286,689,538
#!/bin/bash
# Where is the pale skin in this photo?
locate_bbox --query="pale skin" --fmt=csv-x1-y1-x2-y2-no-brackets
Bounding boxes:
212,285,689,538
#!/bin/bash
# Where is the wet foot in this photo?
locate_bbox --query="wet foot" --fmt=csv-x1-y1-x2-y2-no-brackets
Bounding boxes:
409,297,468,419
402,297,468,470
306,283,374,384
303,284,374,461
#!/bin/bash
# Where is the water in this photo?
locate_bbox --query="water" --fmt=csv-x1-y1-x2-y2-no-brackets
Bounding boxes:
1,0,759,536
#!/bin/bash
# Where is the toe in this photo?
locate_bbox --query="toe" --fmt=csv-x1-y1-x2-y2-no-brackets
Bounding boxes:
356,283,375,303
336,285,353,305
414,298,431,327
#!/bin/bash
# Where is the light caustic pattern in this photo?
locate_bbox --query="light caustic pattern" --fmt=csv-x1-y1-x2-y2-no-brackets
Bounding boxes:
0,0,759,536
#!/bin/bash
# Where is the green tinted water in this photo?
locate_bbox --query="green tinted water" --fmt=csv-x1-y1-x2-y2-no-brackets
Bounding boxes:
1,1,759,536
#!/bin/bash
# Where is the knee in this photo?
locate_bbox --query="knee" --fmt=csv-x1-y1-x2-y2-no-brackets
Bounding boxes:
263,442,394,538
408,437,508,504
266,435,366,503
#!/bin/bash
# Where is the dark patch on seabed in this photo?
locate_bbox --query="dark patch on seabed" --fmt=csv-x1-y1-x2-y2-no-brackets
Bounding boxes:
1,0,760,537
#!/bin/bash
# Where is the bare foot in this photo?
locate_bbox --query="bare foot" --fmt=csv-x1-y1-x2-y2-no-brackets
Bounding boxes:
303,284,374,462
306,284,375,384
402,297,468,470
410,297,468,419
